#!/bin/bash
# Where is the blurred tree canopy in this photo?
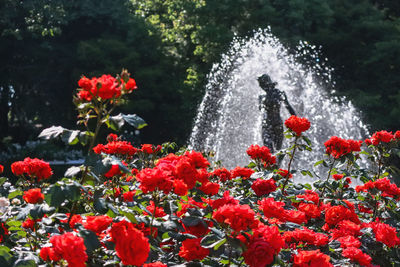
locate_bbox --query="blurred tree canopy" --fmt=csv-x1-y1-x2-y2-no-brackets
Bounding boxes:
1,0,399,148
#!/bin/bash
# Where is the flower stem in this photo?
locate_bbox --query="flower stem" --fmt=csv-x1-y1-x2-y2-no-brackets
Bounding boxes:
319,159,336,206
281,136,299,194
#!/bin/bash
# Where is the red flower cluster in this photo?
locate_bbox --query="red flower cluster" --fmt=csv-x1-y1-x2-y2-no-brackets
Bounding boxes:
0,164,3,174
77,74,137,101
136,152,210,195
93,140,137,156
11,158,53,181
213,204,257,232
259,198,308,224
294,249,332,267
246,144,276,166
83,215,113,234
251,178,277,196
41,232,88,267
210,168,231,182
23,188,44,204
140,144,162,154
241,225,284,267
284,228,328,247
22,218,40,231
211,191,239,210
178,238,209,261
342,247,372,266
364,221,400,247
230,166,254,179
143,262,167,267
109,220,150,266
324,204,360,228
277,168,292,178
198,181,219,195
356,177,400,198
284,115,311,136
324,136,362,159
136,167,174,194
365,130,396,146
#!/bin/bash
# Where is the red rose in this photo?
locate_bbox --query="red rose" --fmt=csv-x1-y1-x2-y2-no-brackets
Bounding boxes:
251,178,277,196
125,78,137,91
342,247,371,266
336,235,361,248
0,164,3,174
143,262,167,267
298,203,321,219
242,225,284,267
110,220,150,266
367,222,400,247
246,144,276,166
284,209,308,224
211,168,232,182
144,201,167,218
230,166,254,179
370,130,394,145
332,174,344,181
123,191,136,202
324,136,361,159
277,168,292,178
61,214,83,229
93,140,137,156
183,151,210,168
178,238,209,261
259,197,286,221
22,218,40,231
213,204,257,232
23,188,44,204
83,215,113,234
40,247,61,262
198,181,220,196
173,179,189,196
284,228,328,247
284,115,311,136
104,164,121,178
136,167,174,194
325,205,359,227
294,249,332,267
211,191,239,209
11,158,52,181
50,232,88,267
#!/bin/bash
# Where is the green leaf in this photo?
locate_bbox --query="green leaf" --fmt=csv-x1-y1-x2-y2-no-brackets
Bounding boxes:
122,114,147,129
94,198,108,214
13,259,36,267
79,229,101,254
314,160,324,167
0,246,12,266
38,126,65,140
8,190,22,199
64,166,82,177
45,184,65,208
120,208,138,223
62,130,80,145
0,177,7,186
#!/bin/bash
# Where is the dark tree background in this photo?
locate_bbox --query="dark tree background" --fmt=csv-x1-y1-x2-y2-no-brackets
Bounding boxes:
1,0,399,150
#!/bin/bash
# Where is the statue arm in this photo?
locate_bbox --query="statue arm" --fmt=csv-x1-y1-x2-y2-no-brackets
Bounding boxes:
259,95,264,110
281,91,296,116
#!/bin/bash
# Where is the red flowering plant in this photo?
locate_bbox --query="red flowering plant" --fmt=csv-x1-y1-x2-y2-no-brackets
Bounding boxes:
1,73,400,266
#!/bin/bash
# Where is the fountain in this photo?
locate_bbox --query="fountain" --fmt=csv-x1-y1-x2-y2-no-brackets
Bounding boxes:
189,28,369,178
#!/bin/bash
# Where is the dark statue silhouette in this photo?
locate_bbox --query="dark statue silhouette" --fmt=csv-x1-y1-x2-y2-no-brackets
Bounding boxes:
258,74,296,153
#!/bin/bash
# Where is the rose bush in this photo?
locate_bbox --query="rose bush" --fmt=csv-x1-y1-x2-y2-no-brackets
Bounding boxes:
0,72,399,266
